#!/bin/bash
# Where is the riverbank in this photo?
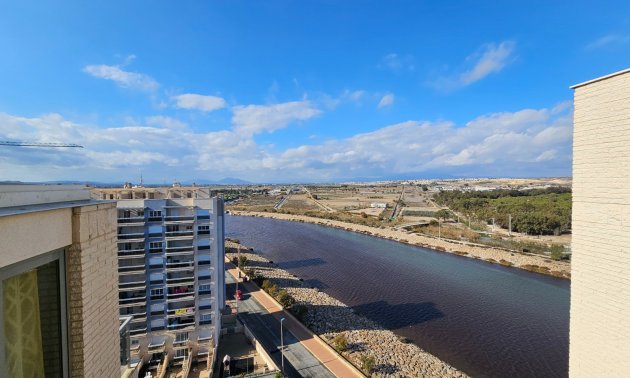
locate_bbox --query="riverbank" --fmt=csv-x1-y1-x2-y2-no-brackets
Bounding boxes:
230,211,571,279
226,241,467,378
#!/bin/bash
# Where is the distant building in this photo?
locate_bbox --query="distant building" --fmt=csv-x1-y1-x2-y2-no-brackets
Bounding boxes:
370,202,388,208
91,186,225,375
570,68,630,376
0,185,120,377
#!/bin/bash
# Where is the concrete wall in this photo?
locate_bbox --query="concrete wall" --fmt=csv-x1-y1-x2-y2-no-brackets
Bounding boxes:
0,209,72,269
570,69,630,376
67,203,121,378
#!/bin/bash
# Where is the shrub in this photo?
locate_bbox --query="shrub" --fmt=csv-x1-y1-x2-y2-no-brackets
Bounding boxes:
275,289,295,308
333,334,348,352
549,244,565,261
360,355,376,375
238,255,248,268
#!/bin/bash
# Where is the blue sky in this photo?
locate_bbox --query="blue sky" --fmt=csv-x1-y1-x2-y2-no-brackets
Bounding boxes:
0,1,629,183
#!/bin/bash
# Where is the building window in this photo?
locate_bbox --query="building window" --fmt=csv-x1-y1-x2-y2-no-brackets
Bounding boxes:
149,210,162,218
198,225,209,231
175,348,188,358
200,314,211,322
150,288,163,297
150,242,162,249
175,332,189,343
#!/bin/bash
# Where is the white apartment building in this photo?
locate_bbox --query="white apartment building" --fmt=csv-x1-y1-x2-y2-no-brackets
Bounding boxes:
92,187,225,375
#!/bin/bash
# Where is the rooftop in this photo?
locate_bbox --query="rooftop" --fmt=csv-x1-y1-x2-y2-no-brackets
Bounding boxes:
570,67,630,89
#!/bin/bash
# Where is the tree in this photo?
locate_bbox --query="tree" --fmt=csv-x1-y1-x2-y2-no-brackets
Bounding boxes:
275,289,295,308
238,255,248,268
434,209,452,221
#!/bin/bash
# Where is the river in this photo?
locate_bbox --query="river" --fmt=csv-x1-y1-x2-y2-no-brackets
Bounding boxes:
226,215,569,377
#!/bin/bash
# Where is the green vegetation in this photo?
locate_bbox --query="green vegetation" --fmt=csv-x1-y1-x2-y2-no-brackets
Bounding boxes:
260,279,296,308
433,187,571,235
238,255,248,268
360,355,376,374
333,333,348,353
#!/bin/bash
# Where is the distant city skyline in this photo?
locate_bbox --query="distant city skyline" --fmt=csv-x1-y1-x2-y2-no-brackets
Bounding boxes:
0,1,628,182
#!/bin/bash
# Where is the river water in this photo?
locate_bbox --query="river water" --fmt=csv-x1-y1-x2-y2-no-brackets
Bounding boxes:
226,215,569,377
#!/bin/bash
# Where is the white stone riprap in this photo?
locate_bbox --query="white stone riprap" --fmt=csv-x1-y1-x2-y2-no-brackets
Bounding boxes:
227,244,467,378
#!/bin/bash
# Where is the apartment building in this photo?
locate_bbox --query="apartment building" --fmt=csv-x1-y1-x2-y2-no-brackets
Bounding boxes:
0,185,120,377
92,186,226,375
570,68,630,376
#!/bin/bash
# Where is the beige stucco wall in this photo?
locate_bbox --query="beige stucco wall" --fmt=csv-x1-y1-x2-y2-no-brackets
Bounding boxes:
570,70,630,376
67,202,120,378
0,208,72,269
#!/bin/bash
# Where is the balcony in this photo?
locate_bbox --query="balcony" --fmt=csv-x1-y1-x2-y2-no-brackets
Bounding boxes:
197,275,212,282
167,318,195,330
119,232,146,241
147,232,163,238
118,216,145,224
165,262,194,272
199,304,212,310
167,290,195,301
197,215,210,220
165,231,194,240
119,295,147,307
118,264,146,274
167,307,195,318
118,249,146,258
130,327,147,336
197,230,210,235
197,245,210,251
119,280,147,291
166,275,194,286
164,215,194,222
149,248,163,254
147,216,163,222
198,290,212,297
148,261,165,270
197,260,211,266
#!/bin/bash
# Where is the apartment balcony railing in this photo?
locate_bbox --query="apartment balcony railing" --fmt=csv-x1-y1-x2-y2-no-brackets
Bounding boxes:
166,249,194,257
199,304,212,310
197,275,212,282
119,281,147,291
119,296,147,306
166,276,194,285
150,308,165,316
118,250,146,258
165,263,194,272
164,215,194,222
197,215,210,220
148,262,165,270
147,216,162,222
130,313,147,323
119,307,146,318
119,232,146,241
167,294,195,303
167,320,195,330
149,278,164,286
118,216,145,224
149,248,163,254
147,232,162,238
167,290,195,299
150,294,165,301
130,327,147,336
166,245,194,253
197,230,210,235
165,230,194,238
118,264,146,274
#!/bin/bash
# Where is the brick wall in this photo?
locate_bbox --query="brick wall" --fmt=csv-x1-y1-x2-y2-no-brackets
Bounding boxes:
67,203,120,377
570,70,630,376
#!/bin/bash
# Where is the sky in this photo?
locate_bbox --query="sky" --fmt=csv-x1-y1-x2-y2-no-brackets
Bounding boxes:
0,1,629,184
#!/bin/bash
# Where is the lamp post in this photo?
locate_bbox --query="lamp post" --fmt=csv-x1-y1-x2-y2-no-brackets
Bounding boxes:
280,317,286,375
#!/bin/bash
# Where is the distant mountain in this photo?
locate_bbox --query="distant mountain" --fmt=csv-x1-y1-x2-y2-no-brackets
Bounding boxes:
182,177,253,185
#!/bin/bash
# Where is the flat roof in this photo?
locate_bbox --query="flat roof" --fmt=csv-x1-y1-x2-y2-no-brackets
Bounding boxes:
571,67,630,89
0,199,114,218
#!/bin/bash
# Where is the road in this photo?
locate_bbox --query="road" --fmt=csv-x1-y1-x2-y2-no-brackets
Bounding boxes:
226,272,335,378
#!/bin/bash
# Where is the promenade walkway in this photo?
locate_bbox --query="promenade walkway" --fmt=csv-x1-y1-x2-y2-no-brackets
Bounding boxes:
226,263,364,378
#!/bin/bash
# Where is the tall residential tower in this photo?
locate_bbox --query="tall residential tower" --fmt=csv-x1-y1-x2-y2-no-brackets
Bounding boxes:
92,186,225,374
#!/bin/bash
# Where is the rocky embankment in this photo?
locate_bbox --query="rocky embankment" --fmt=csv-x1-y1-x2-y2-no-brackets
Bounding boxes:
230,210,571,279
226,241,467,378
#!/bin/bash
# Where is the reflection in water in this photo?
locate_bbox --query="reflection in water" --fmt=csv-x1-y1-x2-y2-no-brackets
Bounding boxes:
227,215,569,377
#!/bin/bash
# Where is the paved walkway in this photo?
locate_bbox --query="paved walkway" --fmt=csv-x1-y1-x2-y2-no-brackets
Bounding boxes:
226,263,363,378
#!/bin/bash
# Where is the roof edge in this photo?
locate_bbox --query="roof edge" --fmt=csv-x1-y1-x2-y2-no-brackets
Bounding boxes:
571,67,630,89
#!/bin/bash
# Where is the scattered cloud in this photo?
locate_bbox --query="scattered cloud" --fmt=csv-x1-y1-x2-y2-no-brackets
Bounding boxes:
83,63,159,92
377,93,395,109
172,93,227,112
431,41,516,91
380,53,415,72
232,100,321,135
585,33,630,50
0,103,572,182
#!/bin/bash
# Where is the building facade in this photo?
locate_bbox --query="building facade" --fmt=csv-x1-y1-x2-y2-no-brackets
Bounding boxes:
0,185,120,377
92,187,225,374
570,68,630,376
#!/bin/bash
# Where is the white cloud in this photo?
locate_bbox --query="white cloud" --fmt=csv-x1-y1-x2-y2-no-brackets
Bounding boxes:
232,100,321,135
172,93,227,112
432,41,516,91
377,93,395,109
585,33,630,50
83,64,159,92
0,103,572,182
380,53,415,72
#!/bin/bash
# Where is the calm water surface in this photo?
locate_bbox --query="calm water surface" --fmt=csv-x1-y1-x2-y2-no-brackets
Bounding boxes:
226,215,569,377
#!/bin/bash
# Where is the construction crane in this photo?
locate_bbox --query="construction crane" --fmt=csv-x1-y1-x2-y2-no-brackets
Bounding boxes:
0,141,83,148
